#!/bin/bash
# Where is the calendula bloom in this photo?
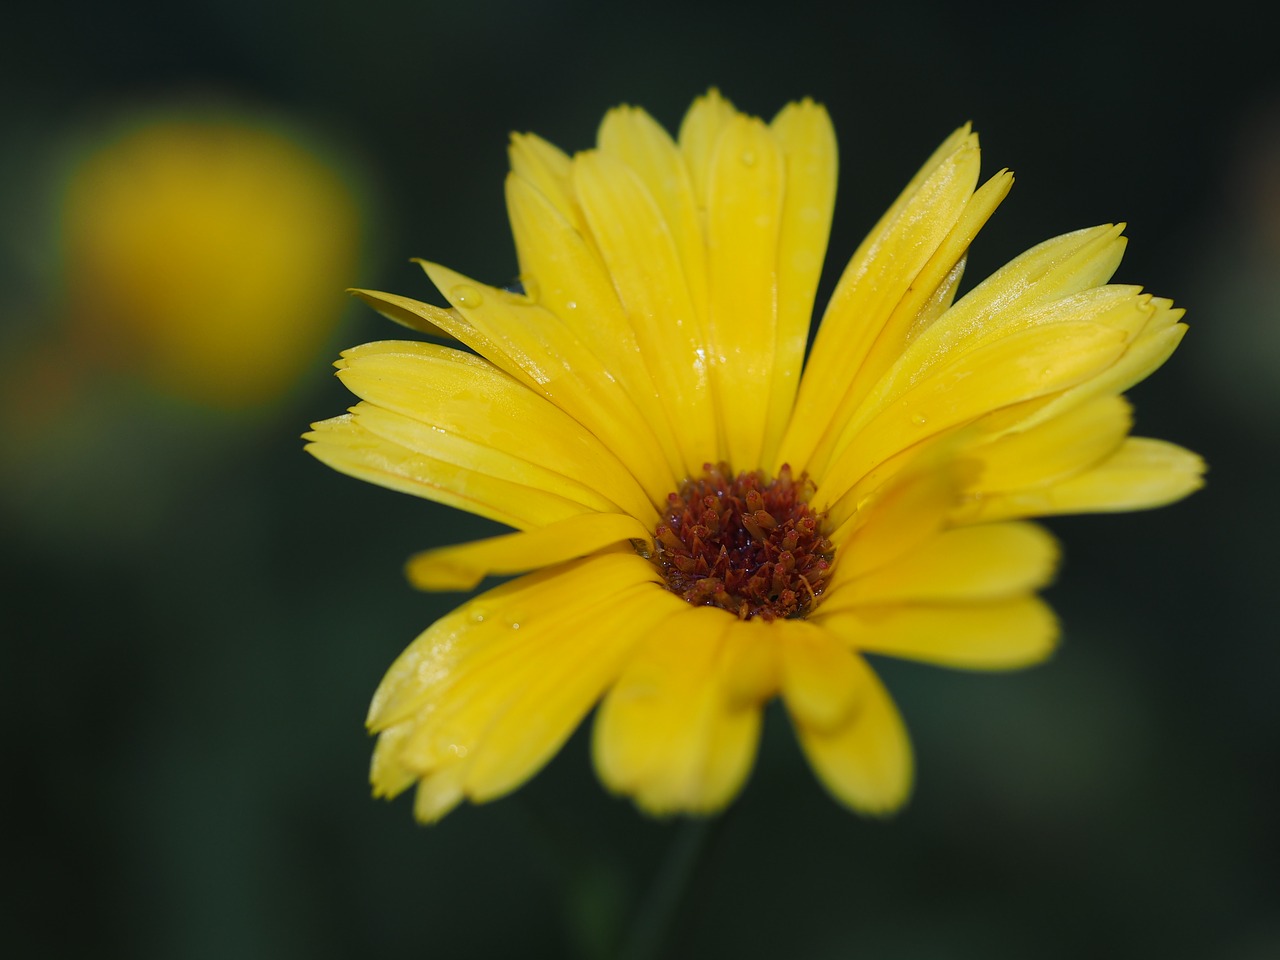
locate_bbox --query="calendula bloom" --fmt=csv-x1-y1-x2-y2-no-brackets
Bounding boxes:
306,91,1203,822
63,115,360,408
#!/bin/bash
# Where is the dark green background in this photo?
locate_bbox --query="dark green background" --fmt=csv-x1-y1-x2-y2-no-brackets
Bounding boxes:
4,1,1277,957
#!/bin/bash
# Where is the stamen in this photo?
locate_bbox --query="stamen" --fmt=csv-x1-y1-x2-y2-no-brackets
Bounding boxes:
649,462,834,621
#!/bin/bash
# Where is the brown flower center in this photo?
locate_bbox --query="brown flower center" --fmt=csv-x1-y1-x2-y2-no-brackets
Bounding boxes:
649,463,834,621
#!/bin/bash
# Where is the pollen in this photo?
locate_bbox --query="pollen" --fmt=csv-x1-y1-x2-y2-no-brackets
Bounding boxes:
650,463,835,621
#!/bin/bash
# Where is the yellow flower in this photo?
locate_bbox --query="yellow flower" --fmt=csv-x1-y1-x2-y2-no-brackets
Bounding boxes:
62,115,361,409
306,91,1203,822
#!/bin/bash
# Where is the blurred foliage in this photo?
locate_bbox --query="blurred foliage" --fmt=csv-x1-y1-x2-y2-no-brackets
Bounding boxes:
3,1,1277,958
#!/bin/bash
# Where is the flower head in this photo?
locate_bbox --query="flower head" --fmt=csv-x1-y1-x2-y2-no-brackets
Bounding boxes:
306,91,1203,821
63,115,361,408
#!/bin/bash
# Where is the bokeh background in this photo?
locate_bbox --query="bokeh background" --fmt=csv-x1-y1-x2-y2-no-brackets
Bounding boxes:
4,2,1277,957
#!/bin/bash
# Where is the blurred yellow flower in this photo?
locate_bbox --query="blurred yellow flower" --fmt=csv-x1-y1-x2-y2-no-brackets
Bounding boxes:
62,115,360,408
307,91,1203,822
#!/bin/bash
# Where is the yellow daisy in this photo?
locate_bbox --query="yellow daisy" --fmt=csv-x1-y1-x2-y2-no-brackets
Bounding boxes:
63,116,360,408
305,90,1203,822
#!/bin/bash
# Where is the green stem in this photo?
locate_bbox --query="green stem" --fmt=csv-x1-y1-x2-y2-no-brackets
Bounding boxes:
618,815,726,960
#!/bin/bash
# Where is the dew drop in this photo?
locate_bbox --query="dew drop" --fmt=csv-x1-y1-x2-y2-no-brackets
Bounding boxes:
469,610,487,624
740,149,757,167
911,413,928,426
447,743,469,758
450,283,483,308
509,621,521,631
564,300,578,311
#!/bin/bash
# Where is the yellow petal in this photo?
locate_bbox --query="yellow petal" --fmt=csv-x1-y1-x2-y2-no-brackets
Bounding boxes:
704,114,785,472
813,227,1133,484
776,619,865,732
816,320,1130,508
821,522,1058,608
597,104,710,330
377,562,678,820
304,413,587,528
592,611,719,802
593,607,764,815
352,401,621,511
329,339,658,525
763,99,838,467
350,287,517,376
505,173,686,477
506,173,628,357
884,276,1139,408
845,280,1154,442
413,761,468,823
962,394,1133,495
1002,437,1205,517
815,597,1059,671
369,719,418,798
1090,299,1186,389
827,445,961,575
572,150,719,472
911,292,1184,462
391,576,649,776
779,126,985,476
678,88,739,207
367,552,660,732
405,512,651,590
459,581,680,802
936,223,1128,341
418,260,678,501
507,132,587,237
1010,301,1187,433
720,616,781,707
797,171,1015,480
789,651,912,815
348,288,456,339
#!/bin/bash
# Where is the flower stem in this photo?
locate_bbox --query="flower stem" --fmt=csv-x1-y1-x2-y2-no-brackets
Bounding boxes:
618,815,726,960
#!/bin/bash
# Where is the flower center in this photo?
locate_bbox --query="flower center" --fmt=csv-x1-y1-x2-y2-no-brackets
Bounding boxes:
650,463,834,621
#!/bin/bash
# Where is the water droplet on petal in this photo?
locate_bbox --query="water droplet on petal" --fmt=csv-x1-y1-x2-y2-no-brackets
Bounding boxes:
564,300,577,311
741,149,757,167
450,283,483,308
911,413,928,426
